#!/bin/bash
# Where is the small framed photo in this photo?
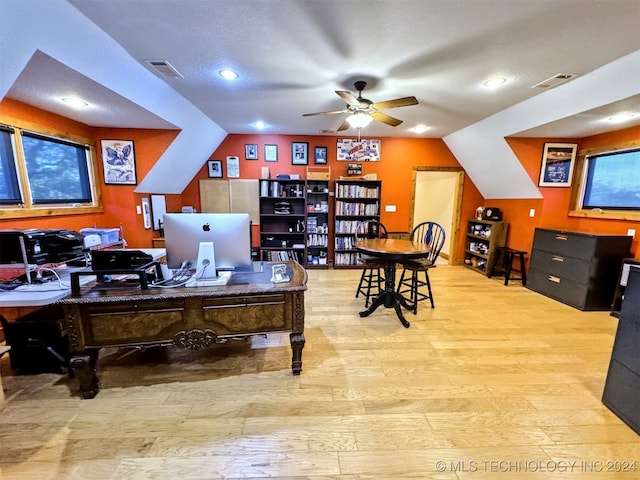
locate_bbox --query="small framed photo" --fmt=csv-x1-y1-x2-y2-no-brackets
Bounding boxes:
292,142,308,165
265,144,278,162
539,143,578,187
101,139,137,185
314,146,328,164
245,144,258,160
207,160,223,178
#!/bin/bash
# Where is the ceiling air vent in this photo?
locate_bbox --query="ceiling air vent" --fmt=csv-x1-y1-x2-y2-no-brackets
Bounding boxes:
320,129,337,134
145,59,184,78
531,73,576,89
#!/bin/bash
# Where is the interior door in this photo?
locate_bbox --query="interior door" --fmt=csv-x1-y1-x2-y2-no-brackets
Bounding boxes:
411,168,464,263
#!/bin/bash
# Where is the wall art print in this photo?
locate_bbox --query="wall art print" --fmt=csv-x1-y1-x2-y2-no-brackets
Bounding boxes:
539,143,577,187
101,139,137,185
337,138,381,161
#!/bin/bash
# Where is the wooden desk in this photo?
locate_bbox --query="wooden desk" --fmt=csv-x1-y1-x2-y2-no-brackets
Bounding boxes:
355,238,430,328
56,261,307,399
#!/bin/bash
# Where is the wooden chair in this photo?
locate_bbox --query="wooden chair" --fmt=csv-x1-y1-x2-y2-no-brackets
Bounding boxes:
354,220,388,307
396,221,446,313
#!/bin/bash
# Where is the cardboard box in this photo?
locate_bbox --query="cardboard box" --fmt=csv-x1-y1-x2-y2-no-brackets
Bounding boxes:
307,166,331,180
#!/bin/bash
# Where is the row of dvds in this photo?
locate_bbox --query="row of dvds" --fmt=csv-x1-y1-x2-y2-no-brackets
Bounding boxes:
335,184,379,198
335,201,379,216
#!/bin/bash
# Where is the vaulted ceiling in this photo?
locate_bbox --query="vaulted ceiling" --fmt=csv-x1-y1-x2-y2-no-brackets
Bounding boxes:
1,0,639,197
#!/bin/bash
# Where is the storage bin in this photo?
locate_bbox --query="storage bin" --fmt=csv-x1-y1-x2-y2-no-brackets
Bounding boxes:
80,228,120,245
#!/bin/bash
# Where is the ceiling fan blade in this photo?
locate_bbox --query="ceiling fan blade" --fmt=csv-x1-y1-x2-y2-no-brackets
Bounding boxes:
371,96,418,110
337,120,350,131
336,90,361,107
302,109,348,117
370,111,403,127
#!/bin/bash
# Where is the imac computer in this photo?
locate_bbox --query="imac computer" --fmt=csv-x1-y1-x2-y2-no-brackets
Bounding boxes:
163,213,252,285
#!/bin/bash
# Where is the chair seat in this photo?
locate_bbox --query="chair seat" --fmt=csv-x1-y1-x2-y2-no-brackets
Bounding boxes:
358,255,387,267
399,258,436,270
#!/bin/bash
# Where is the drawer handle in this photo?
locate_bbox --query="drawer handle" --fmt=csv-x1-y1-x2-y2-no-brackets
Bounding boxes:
552,255,564,262
555,234,568,241
548,275,561,283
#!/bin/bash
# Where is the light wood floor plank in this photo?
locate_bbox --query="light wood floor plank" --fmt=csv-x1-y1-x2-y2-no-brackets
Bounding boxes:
1,265,638,479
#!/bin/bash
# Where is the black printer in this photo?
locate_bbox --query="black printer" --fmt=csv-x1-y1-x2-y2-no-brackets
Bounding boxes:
0,229,85,265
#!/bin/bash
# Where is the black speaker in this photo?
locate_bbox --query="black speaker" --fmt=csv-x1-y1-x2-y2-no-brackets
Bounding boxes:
91,250,153,270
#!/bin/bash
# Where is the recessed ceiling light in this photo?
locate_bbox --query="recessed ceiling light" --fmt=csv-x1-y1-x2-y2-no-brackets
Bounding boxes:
483,77,507,89
219,69,239,80
410,124,430,133
61,96,88,107
254,121,267,130
607,112,636,124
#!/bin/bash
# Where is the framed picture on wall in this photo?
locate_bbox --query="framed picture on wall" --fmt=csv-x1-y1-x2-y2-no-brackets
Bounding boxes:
101,139,137,185
265,144,278,162
337,138,380,161
207,160,223,178
292,142,308,165
314,146,327,164
245,144,258,160
539,143,577,187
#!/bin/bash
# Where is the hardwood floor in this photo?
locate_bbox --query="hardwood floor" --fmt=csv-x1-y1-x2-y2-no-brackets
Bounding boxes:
1,265,638,479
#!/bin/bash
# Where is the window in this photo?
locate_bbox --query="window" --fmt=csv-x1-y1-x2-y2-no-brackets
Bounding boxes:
570,141,640,221
582,148,640,210
0,127,21,205
0,123,100,218
21,132,92,205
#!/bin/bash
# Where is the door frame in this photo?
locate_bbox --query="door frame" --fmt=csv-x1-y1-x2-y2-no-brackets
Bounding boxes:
410,166,465,265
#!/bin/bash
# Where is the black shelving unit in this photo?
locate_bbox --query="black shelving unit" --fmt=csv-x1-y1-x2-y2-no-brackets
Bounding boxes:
333,179,381,268
258,179,329,268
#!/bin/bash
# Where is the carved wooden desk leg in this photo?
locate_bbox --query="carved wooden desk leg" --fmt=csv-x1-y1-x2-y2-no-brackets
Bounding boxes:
69,349,100,399
290,332,305,375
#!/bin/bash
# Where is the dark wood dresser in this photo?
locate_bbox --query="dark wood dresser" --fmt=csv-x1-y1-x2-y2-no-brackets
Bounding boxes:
602,268,640,434
527,228,632,311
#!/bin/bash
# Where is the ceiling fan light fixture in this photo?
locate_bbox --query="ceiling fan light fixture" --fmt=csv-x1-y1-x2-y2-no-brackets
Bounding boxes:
346,112,373,129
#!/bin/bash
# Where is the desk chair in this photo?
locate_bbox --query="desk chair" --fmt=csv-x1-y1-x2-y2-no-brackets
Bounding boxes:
396,221,445,313
354,220,387,307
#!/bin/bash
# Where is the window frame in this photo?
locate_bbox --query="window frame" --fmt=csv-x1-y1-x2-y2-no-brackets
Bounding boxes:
569,139,640,221
0,120,103,219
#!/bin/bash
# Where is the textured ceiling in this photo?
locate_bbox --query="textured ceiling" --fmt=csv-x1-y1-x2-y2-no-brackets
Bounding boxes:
1,0,639,197
7,0,640,138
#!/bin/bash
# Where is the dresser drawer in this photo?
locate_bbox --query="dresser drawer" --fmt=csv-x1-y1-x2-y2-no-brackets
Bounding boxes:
529,249,593,284
527,269,588,309
532,229,596,259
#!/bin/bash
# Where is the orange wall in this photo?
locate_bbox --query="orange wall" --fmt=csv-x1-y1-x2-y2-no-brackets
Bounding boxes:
492,126,640,259
0,99,179,248
181,134,484,259
3,97,637,262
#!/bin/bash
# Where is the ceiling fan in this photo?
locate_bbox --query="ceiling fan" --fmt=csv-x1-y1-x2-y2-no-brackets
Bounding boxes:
303,80,419,131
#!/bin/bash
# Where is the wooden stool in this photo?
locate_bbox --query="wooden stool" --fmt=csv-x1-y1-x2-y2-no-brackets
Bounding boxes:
489,247,527,286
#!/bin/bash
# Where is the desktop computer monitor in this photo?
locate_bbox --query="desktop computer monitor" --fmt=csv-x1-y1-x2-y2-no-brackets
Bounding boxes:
163,213,252,274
